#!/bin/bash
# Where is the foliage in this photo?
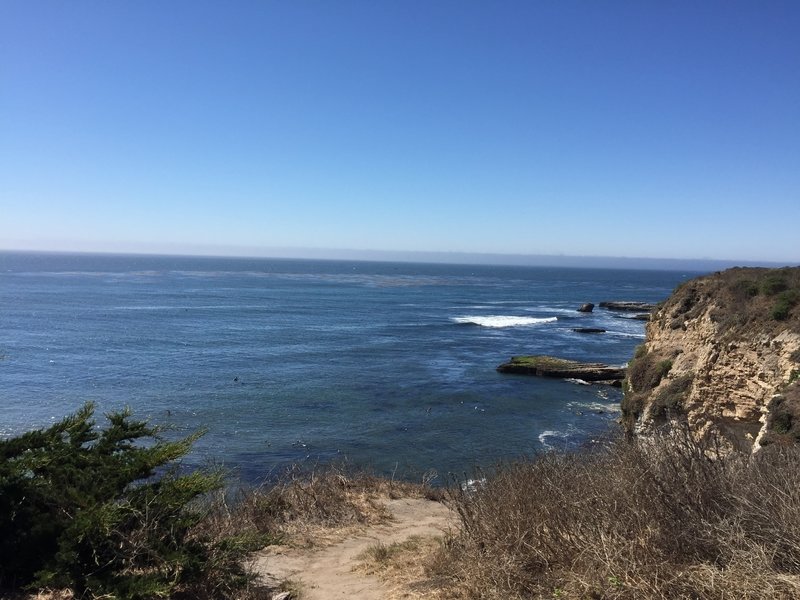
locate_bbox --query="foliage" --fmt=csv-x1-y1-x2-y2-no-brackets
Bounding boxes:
763,383,800,445
651,373,694,419
730,278,760,299
626,353,672,394
762,274,789,296
772,289,799,321
0,403,264,599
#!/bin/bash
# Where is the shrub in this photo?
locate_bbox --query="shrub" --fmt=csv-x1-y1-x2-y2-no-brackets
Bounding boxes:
730,278,760,299
0,403,265,598
762,275,789,296
772,289,799,321
651,373,694,419
764,383,800,445
626,353,672,394
623,355,674,428
437,430,800,599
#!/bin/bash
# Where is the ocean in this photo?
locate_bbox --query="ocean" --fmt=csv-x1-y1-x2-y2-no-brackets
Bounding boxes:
0,252,697,483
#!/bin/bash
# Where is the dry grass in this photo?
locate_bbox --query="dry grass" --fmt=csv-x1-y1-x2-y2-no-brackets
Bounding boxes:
202,462,439,550
355,536,454,600
430,429,800,599
26,434,800,599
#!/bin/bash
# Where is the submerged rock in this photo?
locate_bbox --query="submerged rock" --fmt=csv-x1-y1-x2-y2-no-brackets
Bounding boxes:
573,327,606,334
497,355,626,383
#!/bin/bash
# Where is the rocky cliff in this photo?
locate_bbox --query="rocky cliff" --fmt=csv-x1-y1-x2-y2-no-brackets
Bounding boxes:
622,267,800,451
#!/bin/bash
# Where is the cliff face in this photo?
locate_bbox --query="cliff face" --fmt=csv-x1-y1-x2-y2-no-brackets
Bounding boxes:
622,267,800,451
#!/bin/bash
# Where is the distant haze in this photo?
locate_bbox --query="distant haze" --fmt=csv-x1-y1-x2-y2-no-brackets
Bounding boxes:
1,244,792,273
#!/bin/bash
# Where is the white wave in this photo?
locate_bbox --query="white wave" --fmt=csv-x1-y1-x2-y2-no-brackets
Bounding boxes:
452,315,558,328
607,331,647,339
538,429,571,450
564,378,591,385
461,477,487,492
566,401,621,413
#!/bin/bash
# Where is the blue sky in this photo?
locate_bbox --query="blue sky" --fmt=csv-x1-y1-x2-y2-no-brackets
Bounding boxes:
1,1,798,264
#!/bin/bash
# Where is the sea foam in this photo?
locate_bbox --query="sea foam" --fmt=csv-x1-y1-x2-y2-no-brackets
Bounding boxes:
452,315,558,328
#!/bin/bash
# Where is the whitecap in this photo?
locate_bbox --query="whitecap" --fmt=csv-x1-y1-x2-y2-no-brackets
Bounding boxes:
566,401,621,413
461,477,487,492
538,429,571,450
607,331,647,339
452,315,558,328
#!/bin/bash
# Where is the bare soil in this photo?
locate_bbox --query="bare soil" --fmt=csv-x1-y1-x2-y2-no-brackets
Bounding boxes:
254,497,454,599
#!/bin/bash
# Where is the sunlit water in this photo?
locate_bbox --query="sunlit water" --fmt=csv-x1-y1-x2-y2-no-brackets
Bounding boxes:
0,252,697,483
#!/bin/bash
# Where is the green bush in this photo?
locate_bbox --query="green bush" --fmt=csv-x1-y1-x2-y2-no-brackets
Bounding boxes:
652,374,695,419
761,275,789,296
771,290,799,321
623,355,674,429
0,403,264,598
730,278,760,299
627,354,672,394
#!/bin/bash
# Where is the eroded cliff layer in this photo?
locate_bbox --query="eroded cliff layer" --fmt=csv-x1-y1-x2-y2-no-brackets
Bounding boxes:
622,267,800,451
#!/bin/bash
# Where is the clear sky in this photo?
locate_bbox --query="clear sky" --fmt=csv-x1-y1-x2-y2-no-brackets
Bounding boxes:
1,1,798,264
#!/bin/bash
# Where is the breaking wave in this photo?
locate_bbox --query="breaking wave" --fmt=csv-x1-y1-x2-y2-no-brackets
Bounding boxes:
452,315,558,328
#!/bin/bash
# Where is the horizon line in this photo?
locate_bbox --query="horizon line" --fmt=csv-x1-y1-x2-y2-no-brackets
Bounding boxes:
1,244,796,271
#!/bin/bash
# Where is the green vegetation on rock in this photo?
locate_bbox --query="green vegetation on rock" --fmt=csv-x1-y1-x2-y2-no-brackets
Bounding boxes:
651,373,695,419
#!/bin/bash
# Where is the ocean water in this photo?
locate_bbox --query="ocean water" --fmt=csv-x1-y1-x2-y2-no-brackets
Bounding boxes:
0,252,696,483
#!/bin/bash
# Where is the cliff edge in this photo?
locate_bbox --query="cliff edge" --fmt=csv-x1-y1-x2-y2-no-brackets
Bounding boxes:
622,266,800,451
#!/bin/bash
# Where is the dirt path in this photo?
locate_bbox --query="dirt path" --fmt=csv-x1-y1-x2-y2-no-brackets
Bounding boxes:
254,497,454,599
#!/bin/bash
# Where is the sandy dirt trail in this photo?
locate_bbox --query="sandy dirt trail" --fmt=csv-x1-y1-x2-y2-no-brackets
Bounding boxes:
254,497,454,599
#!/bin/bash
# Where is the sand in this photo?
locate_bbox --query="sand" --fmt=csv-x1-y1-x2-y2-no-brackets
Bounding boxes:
254,496,454,599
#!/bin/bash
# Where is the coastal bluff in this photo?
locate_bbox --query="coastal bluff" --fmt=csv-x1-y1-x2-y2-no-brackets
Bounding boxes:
622,266,800,452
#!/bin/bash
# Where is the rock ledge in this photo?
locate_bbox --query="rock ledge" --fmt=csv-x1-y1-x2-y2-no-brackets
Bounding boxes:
497,355,626,384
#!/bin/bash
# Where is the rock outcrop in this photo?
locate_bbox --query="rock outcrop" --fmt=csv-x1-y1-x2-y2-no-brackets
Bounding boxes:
600,301,658,312
577,303,595,313
622,267,800,452
497,355,625,385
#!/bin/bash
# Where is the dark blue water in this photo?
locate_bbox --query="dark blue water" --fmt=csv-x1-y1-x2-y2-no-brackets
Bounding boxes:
0,252,697,482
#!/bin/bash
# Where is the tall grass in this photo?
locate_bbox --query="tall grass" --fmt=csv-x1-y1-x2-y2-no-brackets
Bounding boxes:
436,430,800,599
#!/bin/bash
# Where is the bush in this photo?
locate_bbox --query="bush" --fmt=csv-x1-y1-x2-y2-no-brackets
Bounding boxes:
0,403,265,598
772,290,799,321
437,431,800,598
762,274,789,296
730,278,760,299
626,354,672,394
651,373,695,419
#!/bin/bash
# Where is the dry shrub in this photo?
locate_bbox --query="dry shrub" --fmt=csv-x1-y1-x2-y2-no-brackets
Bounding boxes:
356,537,457,600
202,463,435,549
435,430,800,599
